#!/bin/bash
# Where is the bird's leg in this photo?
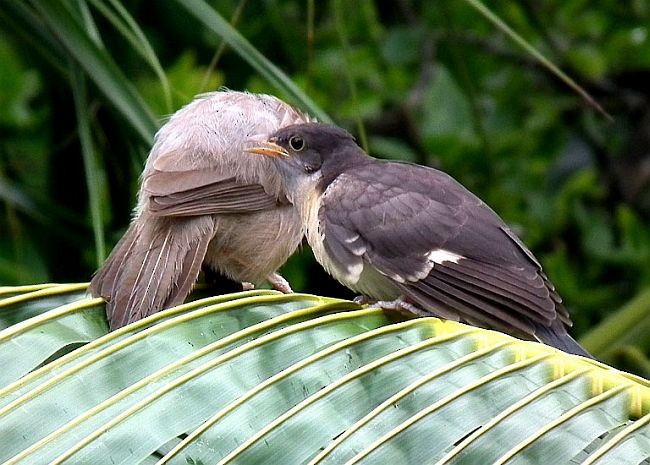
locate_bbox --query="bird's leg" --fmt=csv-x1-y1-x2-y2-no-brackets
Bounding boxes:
355,295,425,317
267,272,293,293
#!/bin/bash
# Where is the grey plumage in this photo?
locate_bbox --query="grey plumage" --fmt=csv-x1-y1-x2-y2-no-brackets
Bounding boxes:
247,122,592,357
91,91,310,329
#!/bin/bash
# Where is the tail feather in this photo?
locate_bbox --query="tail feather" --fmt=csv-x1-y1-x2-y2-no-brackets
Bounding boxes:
533,322,593,358
89,222,141,301
90,215,214,329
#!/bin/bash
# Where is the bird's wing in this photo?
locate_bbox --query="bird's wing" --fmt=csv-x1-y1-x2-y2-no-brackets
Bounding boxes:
319,162,569,339
144,166,281,216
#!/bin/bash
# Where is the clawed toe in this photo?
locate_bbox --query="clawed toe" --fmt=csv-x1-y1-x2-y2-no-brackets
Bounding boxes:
364,296,426,317
268,272,293,293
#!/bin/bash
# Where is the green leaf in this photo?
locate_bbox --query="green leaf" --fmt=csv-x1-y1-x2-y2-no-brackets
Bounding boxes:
70,65,107,264
27,0,158,142
0,298,107,388
171,0,331,123
581,288,650,359
86,0,173,114
461,0,611,120
164,319,471,464
0,290,282,410
0,284,89,330
417,65,478,157
135,51,225,116
0,287,647,464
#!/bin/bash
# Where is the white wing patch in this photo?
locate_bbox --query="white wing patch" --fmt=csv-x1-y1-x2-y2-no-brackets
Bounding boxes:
427,249,463,265
344,261,365,283
344,233,360,243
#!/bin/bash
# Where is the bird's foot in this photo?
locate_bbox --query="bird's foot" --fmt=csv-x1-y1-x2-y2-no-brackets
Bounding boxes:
241,282,255,291
268,272,293,293
376,298,424,315
353,295,371,305
355,295,425,317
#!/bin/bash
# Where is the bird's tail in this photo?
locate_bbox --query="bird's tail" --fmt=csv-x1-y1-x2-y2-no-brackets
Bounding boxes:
533,322,593,358
89,215,214,329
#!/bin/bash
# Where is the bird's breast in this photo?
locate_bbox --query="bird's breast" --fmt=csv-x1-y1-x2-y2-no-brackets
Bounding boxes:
296,178,396,302
204,205,303,283
294,181,349,287
299,188,328,266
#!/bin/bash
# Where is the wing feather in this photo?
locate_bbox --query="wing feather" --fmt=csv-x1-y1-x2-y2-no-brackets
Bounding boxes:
148,181,280,216
319,161,571,341
429,266,554,324
408,274,535,335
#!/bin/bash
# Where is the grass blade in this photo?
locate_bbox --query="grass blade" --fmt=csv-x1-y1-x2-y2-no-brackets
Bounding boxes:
172,0,331,122
29,0,158,142
70,65,107,264
462,0,612,121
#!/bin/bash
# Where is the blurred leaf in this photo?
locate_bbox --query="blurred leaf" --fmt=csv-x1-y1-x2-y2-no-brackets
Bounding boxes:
607,27,650,69
608,346,650,380
0,34,41,127
0,236,49,285
172,0,331,123
416,65,478,157
543,246,617,318
369,136,420,162
567,44,608,79
87,0,173,114
581,288,650,360
615,206,650,270
136,52,224,117
380,26,425,66
0,179,49,226
27,0,158,141
462,0,611,119
70,65,107,264
333,0,368,150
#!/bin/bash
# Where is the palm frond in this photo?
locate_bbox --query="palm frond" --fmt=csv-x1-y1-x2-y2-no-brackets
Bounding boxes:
0,285,647,464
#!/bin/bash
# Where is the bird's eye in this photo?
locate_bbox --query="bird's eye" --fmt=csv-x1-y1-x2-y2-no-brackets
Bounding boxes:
289,136,305,152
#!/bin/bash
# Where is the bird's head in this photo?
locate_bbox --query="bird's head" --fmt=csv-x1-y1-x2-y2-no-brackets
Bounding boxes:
246,123,367,198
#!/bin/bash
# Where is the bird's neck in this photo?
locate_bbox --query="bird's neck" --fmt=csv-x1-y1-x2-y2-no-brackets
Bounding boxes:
318,148,373,192
291,174,331,273
284,172,323,227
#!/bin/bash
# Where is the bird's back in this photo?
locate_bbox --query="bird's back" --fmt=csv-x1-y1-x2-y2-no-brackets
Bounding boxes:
317,159,587,355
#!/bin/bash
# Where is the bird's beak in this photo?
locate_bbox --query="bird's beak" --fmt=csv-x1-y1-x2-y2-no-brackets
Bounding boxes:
246,139,290,157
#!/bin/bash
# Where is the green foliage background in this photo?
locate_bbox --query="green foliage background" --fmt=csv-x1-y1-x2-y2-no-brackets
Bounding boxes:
0,1,649,375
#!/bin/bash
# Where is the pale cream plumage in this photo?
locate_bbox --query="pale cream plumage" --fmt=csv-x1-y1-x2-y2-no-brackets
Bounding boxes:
91,91,311,329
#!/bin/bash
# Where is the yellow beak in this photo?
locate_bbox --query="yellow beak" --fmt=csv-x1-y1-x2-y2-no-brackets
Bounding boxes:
246,140,290,157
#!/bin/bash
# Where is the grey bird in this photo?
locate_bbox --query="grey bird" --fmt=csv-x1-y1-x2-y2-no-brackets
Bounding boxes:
90,91,310,329
247,122,592,357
